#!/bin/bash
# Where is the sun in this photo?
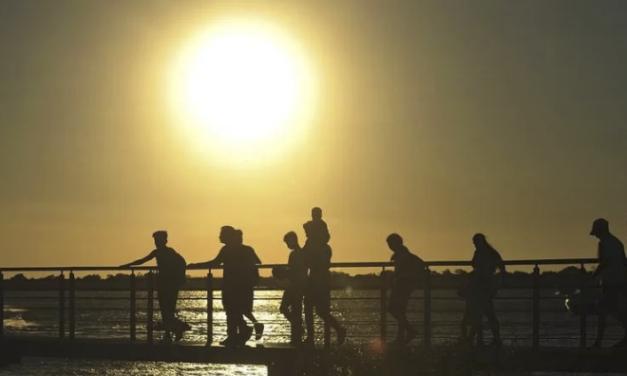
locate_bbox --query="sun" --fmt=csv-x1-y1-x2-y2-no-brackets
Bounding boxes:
171,19,317,166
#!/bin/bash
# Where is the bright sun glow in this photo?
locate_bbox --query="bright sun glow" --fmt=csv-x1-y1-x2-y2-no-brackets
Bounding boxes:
171,19,317,166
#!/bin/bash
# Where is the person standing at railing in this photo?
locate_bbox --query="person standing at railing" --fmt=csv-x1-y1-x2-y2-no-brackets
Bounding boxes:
276,231,308,345
303,212,347,346
385,233,424,345
465,233,506,347
233,229,265,341
120,230,189,344
589,218,627,348
188,226,259,347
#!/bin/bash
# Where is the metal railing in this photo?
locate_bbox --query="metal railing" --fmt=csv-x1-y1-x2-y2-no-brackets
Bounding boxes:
0,258,605,349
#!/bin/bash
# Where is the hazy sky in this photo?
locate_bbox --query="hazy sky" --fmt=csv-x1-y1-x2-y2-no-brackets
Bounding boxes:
1,0,627,272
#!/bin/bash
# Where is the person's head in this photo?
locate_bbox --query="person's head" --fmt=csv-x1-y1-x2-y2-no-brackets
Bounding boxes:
311,207,323,220
152,230,168,248
472,233,487,248
386,233,404,251
219,226,236,245
590,218,610,239
283,231,299,250
233,229,243,245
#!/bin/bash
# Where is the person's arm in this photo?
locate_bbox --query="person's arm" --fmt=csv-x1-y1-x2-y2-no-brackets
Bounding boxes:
592,244,604,279
188,248,226,269
322,221,331,243
120,250,156,268
252,248,262,264
495,250,506,275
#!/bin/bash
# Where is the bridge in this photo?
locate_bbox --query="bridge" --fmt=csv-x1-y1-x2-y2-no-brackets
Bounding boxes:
1,258,626,375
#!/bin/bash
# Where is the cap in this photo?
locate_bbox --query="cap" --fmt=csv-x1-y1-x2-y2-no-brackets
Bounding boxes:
152,230,168,240
590,218,609,236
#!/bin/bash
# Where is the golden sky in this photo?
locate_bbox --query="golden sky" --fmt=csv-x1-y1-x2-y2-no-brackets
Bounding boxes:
1,1,627,272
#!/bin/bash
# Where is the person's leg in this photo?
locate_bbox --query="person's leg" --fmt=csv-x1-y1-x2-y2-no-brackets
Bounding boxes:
304,289,315,343
399,286,417,343
388,287,402,341
290,291,304,344
314,287,346,345
593,287,611,348
484,302,501,346
157,287,175,342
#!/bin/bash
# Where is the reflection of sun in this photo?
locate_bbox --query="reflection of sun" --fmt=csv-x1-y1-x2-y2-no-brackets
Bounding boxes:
171,19,317,166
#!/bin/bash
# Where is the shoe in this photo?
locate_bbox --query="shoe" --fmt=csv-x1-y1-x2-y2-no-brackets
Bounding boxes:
219,336,237,346
588,340,602,349
242,326,253,343
254,323,265,340
337,327,347,346
174,320,190,342
405,329,418,344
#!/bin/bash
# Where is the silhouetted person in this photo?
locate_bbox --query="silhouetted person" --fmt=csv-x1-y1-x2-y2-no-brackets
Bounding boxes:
303,207,330,249
280,231,308,345
303,220,346,346
465,233,506,347
386,233,425,345
188,226,258,347
121,231,188,344
589,218,627,348
233,229,264,340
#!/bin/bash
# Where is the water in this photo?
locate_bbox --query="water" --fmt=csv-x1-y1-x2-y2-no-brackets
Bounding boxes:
2,288,625,375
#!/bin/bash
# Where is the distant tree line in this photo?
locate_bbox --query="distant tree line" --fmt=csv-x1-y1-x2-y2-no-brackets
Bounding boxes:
2,266,592,291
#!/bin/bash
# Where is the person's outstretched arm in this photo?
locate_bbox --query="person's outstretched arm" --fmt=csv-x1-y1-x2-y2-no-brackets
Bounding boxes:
120,251,156,268
188,248,226,269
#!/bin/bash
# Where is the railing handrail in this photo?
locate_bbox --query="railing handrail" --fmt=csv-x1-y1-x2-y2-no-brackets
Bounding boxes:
0,257,599,272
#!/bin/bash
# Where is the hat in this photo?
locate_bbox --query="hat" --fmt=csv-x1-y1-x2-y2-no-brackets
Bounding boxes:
590,218,609,236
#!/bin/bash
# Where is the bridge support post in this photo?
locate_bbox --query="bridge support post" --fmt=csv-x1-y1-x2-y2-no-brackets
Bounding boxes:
147,271,154,344
206,271,213,344
69,271,75,340
532,264,540,349
59,272,65,339
0,271,4,339
423,267,432,348
579,263,587,348
380,267,387,342
130,271,136,342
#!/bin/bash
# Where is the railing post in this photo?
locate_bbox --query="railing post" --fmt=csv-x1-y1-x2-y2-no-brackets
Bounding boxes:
324,287,331,350
59,271,65,339
147,271,154,344
0,271,4,339
69,271,75,340
532,264,540,349
380,266,387,342
130,270,136,342
423,266,432,348
579,263,587,349
206,271,213,344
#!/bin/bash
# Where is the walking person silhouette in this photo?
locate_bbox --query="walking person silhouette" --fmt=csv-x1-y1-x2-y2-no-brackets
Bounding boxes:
302,208,346,346
188,226,259,347
464,233,506,347
278,231,308,345
385,233,425,345
588,218,627,348
121,231,189,344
